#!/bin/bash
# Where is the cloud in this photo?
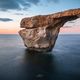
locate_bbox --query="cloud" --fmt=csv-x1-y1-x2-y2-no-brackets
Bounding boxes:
0,0,59,11
0,18,13,22
0,0,20,11
26,0,40,5
0,0,40,11
46,0,59,3
14,13,24,15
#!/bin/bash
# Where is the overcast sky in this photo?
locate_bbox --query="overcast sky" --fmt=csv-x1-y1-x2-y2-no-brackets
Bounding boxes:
0,0,80,34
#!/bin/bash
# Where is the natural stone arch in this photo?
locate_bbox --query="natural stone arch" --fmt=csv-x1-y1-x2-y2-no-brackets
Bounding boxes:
19,8,80,52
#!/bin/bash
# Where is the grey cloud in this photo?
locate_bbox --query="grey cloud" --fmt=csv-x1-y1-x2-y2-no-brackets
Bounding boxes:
0,0,40,11
0,0,59,11
68,21,75,23
26,0,40,5
0,18,13,22
0,0,21,11
46,0,59,3
14,13,24,15
63,26,72,28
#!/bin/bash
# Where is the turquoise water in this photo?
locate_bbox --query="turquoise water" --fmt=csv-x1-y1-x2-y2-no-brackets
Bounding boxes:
0,34,80,80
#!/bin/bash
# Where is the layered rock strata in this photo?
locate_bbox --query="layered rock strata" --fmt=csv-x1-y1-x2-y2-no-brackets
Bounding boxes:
19,8,80,52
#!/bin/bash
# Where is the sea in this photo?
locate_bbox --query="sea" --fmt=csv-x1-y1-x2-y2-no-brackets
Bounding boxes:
0,34,80,80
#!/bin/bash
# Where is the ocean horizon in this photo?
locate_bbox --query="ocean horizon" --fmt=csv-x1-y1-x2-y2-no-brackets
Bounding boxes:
0,34,80,80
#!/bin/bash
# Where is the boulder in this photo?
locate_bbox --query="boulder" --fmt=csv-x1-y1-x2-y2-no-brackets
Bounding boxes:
19,8,80,52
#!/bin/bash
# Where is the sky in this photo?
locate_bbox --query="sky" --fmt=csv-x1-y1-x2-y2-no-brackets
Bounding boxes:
0,0,80,34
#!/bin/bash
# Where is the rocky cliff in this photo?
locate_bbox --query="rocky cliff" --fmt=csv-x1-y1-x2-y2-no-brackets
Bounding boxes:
19,8,80,52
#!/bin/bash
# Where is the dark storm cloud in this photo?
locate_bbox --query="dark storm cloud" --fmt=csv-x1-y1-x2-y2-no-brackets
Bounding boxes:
0,0,59,11
0,18,13,22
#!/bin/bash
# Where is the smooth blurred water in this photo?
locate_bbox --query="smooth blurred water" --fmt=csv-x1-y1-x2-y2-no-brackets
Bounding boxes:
0,34,80,80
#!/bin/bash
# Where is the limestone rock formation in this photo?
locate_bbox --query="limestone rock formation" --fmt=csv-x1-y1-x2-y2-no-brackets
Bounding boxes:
19,8,80,52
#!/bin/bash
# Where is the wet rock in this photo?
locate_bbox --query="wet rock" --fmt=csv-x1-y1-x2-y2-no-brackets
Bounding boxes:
19,8,80,52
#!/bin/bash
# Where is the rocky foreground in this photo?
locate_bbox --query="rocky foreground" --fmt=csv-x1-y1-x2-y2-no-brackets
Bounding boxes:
19,8,80,52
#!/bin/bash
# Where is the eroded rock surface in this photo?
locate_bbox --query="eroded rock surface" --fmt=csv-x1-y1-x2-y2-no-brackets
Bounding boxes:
19,8,80,52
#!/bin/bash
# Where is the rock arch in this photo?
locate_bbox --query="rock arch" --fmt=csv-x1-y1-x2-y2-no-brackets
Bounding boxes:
19,8,80,52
